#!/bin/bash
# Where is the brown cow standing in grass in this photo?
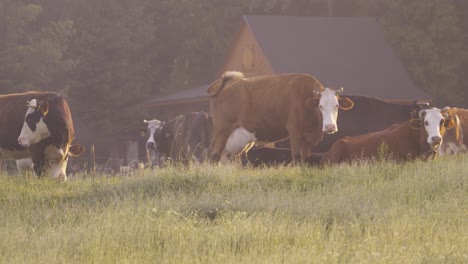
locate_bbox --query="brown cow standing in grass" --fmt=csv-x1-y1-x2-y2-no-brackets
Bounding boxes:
207,71,354,162
320,107,459,165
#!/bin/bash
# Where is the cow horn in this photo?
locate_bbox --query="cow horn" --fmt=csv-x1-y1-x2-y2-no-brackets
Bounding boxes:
143,119,148,124
336,87,344,94
27,99,38,108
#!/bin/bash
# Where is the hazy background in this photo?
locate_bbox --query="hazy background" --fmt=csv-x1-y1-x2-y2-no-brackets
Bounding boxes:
0,0,466,143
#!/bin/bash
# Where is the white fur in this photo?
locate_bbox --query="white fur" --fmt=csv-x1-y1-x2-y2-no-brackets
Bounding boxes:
224,127,257,154
145,119,163,147
16,158,33,173
44,145,67,180
421,108,444,147
223,71,244,79
17,103,50,147
319,88,340,133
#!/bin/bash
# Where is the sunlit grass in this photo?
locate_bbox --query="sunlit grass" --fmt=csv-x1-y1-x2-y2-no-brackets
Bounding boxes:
0,154,467,263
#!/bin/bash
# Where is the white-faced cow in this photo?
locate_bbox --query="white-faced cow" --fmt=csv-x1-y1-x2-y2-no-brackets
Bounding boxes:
143,119,164,167
438,107,466,155
320,107,459,165
243,95,430,166
207,71,354,163
144,112,213,165
0,92,84,180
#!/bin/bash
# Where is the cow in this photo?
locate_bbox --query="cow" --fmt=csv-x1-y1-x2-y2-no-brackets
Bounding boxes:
143,119,164,167
320,107,457,165
207,71,354,163
244,95,430,166
438,107,466,155
0,92,84,180
148,112,213,164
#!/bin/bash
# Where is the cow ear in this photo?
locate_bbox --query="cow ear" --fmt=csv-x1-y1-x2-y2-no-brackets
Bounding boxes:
338,97,354,110
409,119,421,129
305,97,319,109
69,144,85,156
444,117,455,129
38,102,49,116
140,128,147,137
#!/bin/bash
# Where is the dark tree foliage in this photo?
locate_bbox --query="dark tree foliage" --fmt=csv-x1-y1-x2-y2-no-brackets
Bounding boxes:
0,0,466,149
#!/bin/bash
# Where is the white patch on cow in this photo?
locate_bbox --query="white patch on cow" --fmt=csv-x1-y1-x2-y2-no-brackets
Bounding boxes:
44,145,67,180
225,127,257,154
439,115,465,156
16,158,33,173
421,108,444,148
145,119,163,148
18,100,51,147
223,71,244,79
319,88,340,134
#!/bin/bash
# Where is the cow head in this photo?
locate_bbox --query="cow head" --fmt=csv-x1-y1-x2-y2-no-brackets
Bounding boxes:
409,107,455,150
18,99,51,147
307,87,354,134
143,119,164,150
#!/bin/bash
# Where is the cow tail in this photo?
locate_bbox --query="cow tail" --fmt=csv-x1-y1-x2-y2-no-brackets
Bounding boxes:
207,71,244,97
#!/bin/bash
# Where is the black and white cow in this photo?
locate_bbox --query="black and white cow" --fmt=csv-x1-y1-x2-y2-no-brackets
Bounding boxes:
142,119,164,167
143,112,213,165
0,92,84,180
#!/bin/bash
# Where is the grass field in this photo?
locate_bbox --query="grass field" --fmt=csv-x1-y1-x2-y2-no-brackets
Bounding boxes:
0,154,467,263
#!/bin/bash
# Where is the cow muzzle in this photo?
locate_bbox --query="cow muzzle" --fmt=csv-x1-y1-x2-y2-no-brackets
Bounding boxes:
17,137,30,147
146,142,156,150
429,136,442,149
323,124,337,134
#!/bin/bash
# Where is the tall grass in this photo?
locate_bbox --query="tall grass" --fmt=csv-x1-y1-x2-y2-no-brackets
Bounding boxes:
0,154,467,263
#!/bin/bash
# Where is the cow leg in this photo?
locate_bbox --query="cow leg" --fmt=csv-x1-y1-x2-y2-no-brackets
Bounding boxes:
288,135,303,163
209,129,232,162
301,142,312,162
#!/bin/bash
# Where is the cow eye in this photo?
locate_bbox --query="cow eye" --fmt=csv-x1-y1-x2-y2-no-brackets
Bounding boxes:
424,121,429,126
440,119,444,126
336,104,339,108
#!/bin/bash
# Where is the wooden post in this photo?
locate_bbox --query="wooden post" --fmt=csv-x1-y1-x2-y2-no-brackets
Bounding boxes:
90,144,96,175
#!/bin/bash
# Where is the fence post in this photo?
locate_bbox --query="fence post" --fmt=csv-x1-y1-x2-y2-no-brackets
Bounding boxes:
90,144,96,175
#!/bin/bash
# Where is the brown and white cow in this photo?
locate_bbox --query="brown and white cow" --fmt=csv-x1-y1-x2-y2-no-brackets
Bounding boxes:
207,71,354,162
438,107,466,155
146,112,213,164
320,107,457,165
244,95,430,166
0,92,84,180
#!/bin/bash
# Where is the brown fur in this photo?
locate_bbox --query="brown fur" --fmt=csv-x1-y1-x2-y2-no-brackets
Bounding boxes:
0,91,82,176
207,73,325,162
320,114,455,166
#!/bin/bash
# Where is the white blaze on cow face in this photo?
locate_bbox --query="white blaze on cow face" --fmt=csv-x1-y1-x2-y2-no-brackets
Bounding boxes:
225,127,257,155
144,119,163,150
319,88,341,134
420,108,445,148
18,99,51,147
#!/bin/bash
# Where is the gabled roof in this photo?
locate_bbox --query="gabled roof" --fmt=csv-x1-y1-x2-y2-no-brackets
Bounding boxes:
244,15,428,99
146,15,429,107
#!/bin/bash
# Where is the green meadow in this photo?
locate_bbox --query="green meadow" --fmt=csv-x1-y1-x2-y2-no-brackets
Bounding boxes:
0,154,467,263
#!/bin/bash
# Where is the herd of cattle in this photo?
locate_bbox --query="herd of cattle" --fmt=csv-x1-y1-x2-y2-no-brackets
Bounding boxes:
143,71,467,167
0,71,466,181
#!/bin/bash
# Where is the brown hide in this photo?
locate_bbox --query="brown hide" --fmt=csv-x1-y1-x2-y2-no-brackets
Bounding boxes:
0,92,80,177
208,73,324,162
320,121,433,165
439,107,466,155
451,108,468,146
